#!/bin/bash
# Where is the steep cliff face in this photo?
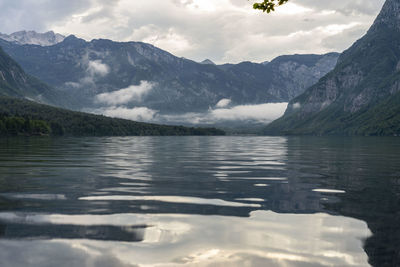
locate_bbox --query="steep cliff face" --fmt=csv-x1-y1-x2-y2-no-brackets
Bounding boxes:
261,53,338,100
0,35,338,114
220,53,338,101
265,0,400,136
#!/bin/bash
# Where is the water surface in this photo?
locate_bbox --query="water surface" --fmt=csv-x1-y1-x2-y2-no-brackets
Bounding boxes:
0,136,399,267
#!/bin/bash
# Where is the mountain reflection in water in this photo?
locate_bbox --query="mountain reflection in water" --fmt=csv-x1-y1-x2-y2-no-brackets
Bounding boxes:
0,136,399,267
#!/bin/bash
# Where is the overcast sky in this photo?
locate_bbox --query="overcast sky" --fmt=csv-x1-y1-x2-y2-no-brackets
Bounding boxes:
0,0,386,64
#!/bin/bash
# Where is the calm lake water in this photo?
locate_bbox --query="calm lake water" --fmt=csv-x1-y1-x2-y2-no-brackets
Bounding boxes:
0,136,399,267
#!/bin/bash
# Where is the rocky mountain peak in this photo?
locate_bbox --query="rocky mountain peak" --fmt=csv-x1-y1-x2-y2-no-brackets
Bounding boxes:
0,30,65,46
62,35,86,44
200,59,215,65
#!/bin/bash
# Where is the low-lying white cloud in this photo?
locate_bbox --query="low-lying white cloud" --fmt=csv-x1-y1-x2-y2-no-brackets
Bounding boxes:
216,98,231,108
95,81,154,105
91,102,288,125
102,106,157,122
210,103,288,123
63,58,110,89
161,103,288,124
87,60,109,76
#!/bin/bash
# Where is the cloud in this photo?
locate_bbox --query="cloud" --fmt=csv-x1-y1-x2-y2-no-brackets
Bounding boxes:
161,103,288,124
102,106,157,122
63,56,110,89
298,0,385,16
92,81,156,123
95,81,154,105
0,0,385,64
91,102,287,125
210,103,288,123
216,99,231,108
0,0,92,34
87,60,109,76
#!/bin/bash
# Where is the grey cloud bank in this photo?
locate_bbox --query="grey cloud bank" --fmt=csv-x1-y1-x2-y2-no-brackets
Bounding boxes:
0,0,385,63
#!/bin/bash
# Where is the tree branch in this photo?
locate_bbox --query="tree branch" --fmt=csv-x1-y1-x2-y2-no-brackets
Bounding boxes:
252,0,289,13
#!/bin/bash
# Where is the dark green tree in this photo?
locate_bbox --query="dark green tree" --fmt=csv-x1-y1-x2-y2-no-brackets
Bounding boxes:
252,0,289,13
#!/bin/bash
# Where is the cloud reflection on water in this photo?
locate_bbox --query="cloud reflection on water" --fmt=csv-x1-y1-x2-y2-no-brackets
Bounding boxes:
1,136,391,266
0,211,371,267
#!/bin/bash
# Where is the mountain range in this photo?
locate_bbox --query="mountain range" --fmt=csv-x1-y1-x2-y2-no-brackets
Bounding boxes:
265,0,400,136
0,33,338,116
0,46,224,136
1,0,399,136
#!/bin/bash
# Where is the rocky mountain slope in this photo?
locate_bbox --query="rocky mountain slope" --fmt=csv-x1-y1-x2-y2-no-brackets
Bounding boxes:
0,46,67,106
265,0,400,136
0,33,338,114
220,53,339,101
0,31,65,46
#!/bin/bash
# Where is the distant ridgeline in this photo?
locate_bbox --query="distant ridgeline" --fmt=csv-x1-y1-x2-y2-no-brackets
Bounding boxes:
0,32,339,113
265,0,400,136
0,97,225,136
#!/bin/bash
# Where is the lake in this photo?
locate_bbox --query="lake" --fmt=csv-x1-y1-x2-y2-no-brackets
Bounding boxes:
0,136,399,267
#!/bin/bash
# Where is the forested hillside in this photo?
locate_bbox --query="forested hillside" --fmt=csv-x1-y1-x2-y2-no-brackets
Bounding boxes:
0,97,225,136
